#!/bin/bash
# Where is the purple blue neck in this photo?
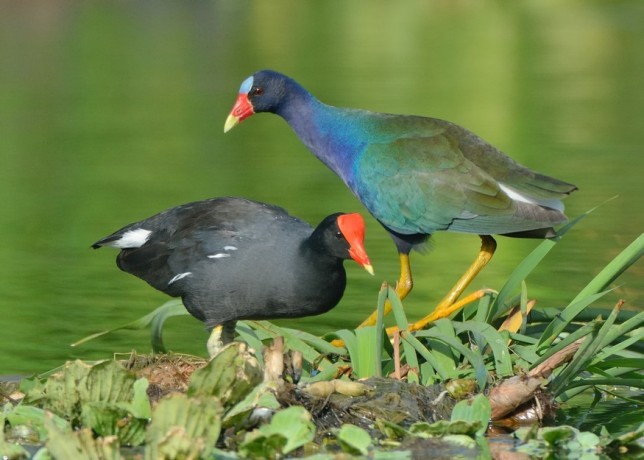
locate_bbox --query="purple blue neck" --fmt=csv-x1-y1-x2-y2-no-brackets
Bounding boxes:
275,84,367,185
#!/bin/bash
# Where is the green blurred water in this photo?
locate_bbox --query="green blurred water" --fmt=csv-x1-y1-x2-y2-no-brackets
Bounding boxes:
0,0,642,374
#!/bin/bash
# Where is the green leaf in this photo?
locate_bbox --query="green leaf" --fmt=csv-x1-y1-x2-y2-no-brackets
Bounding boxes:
569,233,643,306
44,413,122,460
414,329,488,390
388,287,420,383
537,290,610,351
71,299,187,351
336,424,372,455
145,393,223,460
187,343,262,409
374,282,389,378
5,405,68,443
454,321,513,378
450,394,491,437
240,406,315,457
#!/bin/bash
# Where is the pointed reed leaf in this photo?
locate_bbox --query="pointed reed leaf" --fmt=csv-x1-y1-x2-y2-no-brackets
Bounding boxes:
550,302,621,395
353,326,380,378
532,321,597,369
562,378,644,390
71,299,187,348
490,238,557,321
150,301,195,353
388,287,420,383
537,291,610,351
281,327,346,356
592,327,644,365
569,233,643,306
424,319,459,374
374,282,389,378
414,329,488,390
400,332,451,381
558,366,640,401
511,344,541,366
594,311,644,354
592,357,644,370
548,324,601,396
247,321,334,370
330,329,358,369
490,211,589,321
453,321,513,377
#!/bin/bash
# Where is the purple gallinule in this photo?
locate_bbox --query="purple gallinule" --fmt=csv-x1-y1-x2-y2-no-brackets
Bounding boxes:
93,197,373,355
224,70,577,330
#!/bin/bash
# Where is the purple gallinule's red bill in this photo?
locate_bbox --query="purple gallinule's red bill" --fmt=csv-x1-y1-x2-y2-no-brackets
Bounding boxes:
224,70,577,331
93,197,373,356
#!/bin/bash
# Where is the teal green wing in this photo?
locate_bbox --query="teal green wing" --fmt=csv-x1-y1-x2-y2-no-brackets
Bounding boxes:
353,124,568,236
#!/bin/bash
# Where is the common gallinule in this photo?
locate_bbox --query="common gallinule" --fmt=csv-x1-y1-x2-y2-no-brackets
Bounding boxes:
93,197,373,355
224,70,577,330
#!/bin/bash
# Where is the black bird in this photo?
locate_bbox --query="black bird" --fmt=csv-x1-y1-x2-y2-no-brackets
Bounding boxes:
93,197,373,355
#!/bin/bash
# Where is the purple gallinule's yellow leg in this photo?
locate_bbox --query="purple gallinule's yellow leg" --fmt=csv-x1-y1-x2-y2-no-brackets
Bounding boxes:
362,235,495,333
358,252,413,328
395,235,497,333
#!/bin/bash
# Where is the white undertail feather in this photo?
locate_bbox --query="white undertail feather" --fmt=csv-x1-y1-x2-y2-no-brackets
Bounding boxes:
499,183,565,212
107,228,152,248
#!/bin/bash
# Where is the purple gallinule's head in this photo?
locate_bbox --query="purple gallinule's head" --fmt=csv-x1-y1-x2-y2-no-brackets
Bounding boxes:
225,70,577,331
93,197,373,356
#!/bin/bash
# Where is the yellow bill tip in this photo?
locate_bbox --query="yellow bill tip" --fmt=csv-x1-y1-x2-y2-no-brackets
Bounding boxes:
224,114,240,133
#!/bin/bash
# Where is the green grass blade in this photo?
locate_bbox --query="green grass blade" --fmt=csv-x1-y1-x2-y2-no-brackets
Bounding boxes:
561,378,644,390
489,238,558,321
71,299,187,348
424,319,458,375
388,287,420,383
532,321,597,369
569,233,643,306
489,211,588,321
453,321,513,377
550,301,621,395
415,329,488,390
592,327,644,365
538,233,642,350
374,282,388,378
537,290,610,350
594,311,644,354
150,301,196,353
282,327,346,356
247,321,335,370
354,326,380,378
400,332,451,381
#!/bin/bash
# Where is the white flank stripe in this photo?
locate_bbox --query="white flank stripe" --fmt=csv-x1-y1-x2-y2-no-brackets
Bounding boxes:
208,253,231,259
223,246,238,251
168,272,192,285
108,228,152,248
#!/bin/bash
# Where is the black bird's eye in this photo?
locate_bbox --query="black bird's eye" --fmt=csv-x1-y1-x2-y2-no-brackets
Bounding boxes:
252,86,264,96
335,231,343,239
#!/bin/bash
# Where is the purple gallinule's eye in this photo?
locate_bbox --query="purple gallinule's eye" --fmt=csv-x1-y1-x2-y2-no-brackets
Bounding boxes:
225,70,578,334
252,87,264,96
